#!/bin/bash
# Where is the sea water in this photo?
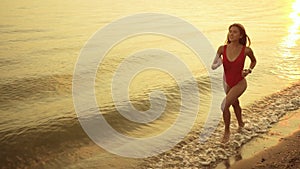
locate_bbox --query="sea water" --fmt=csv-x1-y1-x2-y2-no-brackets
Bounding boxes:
0,0,299,168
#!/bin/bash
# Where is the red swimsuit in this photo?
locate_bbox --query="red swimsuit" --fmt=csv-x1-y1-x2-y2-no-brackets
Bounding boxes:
223,45,246,88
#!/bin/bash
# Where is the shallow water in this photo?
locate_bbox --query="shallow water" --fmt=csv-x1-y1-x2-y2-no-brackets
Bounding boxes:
0,0,300,168
216,110,300,169
140,82,300,168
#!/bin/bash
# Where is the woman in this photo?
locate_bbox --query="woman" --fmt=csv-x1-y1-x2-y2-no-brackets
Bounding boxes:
211,23,257,143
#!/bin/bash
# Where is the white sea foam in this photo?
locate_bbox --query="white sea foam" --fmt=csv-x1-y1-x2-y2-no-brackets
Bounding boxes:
140,83,300,168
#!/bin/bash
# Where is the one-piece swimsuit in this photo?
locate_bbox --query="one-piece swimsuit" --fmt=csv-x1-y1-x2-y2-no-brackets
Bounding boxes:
223,45,246,88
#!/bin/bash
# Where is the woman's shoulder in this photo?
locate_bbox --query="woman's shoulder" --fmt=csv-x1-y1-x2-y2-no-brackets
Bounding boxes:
217,45,226,54
218,45,226,49
245,46,253,54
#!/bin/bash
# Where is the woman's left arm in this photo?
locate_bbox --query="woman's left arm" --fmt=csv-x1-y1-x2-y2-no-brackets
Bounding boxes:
246,47,257,73
243,47,257,77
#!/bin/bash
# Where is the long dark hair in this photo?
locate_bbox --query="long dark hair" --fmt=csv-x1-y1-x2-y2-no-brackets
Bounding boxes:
226,23,251,46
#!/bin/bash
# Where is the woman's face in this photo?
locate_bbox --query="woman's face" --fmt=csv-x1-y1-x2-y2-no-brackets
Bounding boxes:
228,26,242,42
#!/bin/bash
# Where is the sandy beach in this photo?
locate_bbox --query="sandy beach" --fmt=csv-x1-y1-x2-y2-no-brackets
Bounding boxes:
230,129,300,169
138,81,300,169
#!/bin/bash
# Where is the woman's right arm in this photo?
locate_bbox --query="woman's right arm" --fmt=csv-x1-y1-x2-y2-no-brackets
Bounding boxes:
211,46,223,70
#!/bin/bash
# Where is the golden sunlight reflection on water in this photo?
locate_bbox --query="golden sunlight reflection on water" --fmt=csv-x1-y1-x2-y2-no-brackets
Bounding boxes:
277,0,300,80
282,0,300,48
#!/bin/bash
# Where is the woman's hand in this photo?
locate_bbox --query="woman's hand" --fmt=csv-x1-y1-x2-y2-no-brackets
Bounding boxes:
242,69,251,77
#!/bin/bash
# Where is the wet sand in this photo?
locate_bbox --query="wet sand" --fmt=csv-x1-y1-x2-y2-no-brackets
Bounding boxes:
139,81,300,169
230,129,300,169
216,109,300,169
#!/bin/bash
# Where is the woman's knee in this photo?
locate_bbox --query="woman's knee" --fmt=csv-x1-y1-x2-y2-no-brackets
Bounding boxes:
221,100,231,112
232,100,240,108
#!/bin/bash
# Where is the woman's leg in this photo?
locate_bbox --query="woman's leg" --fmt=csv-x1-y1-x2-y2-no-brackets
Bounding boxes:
232,99,245,127
222,82,231,142
221,101,231,142
221,79,247,142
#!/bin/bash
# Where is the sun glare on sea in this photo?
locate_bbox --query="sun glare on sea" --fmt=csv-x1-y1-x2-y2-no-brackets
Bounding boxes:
276,0,300,80
282,0,300,49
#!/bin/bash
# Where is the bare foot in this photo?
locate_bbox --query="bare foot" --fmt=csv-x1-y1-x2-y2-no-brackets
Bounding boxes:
237,122,245,133
221,132,230,143
239,122,245,128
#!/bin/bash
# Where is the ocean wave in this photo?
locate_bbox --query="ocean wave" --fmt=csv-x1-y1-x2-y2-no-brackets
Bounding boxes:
0,114,89,168
1,78,299,168
0,28,48,34
0,74,72,107
0,75,214,168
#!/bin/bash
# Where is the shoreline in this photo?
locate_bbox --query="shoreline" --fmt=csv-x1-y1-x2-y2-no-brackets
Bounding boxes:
139,81,300,169
230,129,300,169
3,81,299,169
216,109,300,169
